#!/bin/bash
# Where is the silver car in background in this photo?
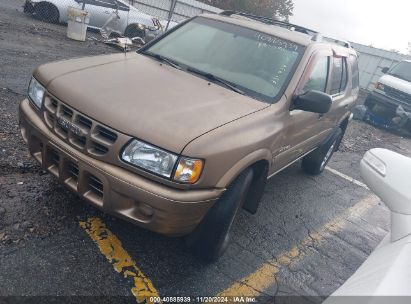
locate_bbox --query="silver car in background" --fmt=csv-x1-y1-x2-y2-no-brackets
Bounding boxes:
23,0,162,40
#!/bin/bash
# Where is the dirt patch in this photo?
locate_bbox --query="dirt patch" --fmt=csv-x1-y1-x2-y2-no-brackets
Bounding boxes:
340,120,411,157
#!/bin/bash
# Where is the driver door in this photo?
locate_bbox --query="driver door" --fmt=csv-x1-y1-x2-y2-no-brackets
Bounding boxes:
84,0,119,29
273,49,334,172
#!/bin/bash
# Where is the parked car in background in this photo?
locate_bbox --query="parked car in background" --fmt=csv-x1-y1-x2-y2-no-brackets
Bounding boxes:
325,149,411,302
19,11,359,261
159,19,179,31
23,0,162,40
365,60,411,113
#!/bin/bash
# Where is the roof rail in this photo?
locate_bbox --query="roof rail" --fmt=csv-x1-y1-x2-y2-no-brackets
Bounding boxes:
220,10,352,49
219,11,317,35
312,33,351,48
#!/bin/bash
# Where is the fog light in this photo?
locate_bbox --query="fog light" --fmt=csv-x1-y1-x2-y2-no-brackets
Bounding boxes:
138,203,154,217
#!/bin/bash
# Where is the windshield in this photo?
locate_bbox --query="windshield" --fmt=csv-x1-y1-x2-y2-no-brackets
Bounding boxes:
144,17,304,103
389,61,411,83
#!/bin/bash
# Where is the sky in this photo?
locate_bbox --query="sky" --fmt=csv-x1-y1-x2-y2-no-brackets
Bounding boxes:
290,0,411,54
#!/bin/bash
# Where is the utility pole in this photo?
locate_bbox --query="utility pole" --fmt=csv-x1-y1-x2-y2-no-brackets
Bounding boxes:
165,0,177,31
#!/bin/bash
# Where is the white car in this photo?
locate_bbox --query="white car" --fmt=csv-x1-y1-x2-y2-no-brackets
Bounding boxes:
23,0,162,40
325,148,411,302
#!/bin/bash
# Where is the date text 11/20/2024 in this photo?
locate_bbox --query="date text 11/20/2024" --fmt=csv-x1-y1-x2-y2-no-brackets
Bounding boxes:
149,297,257,303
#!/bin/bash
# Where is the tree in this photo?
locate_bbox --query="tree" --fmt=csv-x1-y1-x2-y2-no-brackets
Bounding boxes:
199,0,294,20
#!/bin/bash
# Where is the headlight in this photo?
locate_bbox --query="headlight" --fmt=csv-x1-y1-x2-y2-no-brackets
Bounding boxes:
363,151,386,177
375,82,385,91
121,139,204,183
121,140,178,178
28,77,45,108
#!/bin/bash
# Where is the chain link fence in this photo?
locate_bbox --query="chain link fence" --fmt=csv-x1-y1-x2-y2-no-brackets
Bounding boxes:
23,0,222,38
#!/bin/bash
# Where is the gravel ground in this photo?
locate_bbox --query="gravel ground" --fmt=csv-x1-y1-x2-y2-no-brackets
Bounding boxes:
0,0,118,246
1,0,411,300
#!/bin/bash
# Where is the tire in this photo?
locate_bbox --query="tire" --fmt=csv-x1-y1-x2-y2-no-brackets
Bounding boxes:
302,128,342,175
185,169,254,262
33,2,59,23
124,24,146,40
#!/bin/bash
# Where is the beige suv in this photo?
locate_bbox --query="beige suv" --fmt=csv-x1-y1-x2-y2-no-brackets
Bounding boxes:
19,11,359,261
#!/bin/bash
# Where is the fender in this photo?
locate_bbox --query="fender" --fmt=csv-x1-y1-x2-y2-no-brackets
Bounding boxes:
216,149,272,189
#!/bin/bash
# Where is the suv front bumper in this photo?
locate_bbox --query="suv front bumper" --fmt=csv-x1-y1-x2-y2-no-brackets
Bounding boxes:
19,99,223,236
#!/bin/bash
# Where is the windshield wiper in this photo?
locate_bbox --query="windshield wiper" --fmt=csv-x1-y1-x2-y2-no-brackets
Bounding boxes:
142,52,181,70
186,67,245,95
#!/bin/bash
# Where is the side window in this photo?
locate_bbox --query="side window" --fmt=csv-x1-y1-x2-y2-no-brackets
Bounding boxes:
116,1,130,11
330,57,348,95
302,56,329,93
91,0,117,9
349,55,360,90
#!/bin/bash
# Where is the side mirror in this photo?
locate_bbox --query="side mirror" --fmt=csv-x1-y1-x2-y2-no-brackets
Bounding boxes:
361,149,411,241
381,67,389,74
292,90,332,114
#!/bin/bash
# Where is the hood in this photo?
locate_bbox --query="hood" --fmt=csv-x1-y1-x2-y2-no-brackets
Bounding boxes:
35,53,268,153
379,74,411,95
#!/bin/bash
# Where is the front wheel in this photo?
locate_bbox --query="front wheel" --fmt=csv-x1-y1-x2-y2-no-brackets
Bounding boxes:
302,128,342,175
185,169,253,262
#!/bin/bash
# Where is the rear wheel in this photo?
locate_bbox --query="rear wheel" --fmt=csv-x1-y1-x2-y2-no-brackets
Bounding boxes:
302,128,342,175
185,169,253,262
33,2,59,23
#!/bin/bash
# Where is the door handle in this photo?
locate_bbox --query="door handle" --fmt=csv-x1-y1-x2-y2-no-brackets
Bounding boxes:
104,10,111,14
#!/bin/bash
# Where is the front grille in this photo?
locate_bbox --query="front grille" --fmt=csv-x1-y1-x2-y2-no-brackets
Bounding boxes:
384,86,411,105
43,95,119,157
95,126,118,143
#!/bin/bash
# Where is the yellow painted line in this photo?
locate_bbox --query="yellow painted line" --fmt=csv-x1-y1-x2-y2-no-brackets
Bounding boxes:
80,217,159,303
325,166,369,190
218,195,379,297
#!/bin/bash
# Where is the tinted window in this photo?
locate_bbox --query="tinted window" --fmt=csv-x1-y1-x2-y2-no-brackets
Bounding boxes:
145,17,304,103
349,55,360,89
303,56,329,93
330,57,348,95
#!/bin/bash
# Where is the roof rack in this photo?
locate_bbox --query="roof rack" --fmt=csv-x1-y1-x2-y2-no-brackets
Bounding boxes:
219,11,318,35
219,11,352,49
